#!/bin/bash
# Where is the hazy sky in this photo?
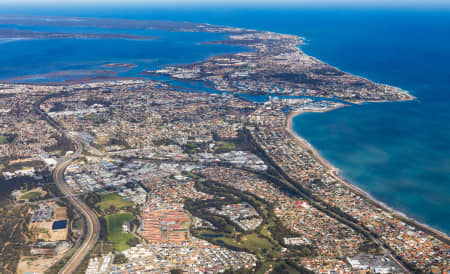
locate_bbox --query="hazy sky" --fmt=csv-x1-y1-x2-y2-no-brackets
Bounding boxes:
1,0,450,12
2,0,450,5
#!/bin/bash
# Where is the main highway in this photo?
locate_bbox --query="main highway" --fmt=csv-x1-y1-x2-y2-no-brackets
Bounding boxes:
54,138,100,273
34,96,100,273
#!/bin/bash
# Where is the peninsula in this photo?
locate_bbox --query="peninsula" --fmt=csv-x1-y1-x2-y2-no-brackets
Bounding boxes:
0,28,159,40
0,16,447,274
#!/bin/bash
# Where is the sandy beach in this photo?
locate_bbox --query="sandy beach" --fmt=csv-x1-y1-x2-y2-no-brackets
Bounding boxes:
285,109,450,243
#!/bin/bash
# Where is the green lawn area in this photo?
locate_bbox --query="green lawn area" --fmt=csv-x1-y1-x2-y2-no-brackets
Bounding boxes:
240,233,273,250
213,141,236,153
107,212,134,232
197,229,278,257
84,113,108,124
108,232,135,251
0,135,7,145
21,191,42,201
105,212,135,252
72,219,82,230
259,261,300,274
97,193,133,213
190,181,284,258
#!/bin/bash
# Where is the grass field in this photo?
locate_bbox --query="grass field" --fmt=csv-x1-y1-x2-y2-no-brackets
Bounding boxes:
21,191,42,201
240,233,273,250
190,180,284,258
255,261,300,274
72,219,82,230
97,193,133,213
106,212,134,232
106,212,135,252
197,229,278,257
107,232,135,251
0,135,7,145
225,232,275,255
84,113,108,124
213,141,236,152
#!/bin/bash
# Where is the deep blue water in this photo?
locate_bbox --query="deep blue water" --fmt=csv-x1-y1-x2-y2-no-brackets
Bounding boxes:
0,26,244,82
1,5,449,234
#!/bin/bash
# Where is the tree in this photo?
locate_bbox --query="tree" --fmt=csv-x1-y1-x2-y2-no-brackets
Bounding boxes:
126,237,140,247
113,254,128,264
108,205,117,214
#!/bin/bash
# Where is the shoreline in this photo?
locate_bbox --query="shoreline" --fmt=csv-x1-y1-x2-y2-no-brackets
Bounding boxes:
0,76,146,86
0,14,444,241
285,109,450,243
296,43,417,103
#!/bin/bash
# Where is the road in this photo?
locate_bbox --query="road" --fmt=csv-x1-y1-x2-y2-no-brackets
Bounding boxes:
242,129,412,273
54,138,100,274
34,95,100,273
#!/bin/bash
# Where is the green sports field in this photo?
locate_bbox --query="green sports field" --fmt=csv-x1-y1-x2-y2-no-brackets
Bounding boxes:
105,212,135,251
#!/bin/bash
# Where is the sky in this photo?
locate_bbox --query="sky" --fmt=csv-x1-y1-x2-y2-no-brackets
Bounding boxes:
2,0,450,5
1,0,449,15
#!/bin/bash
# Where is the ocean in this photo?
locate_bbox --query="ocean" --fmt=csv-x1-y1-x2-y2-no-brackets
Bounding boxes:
1,4,449,234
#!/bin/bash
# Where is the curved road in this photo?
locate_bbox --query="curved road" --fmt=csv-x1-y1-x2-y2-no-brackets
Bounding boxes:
54,139,100,274
34,96,100,273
